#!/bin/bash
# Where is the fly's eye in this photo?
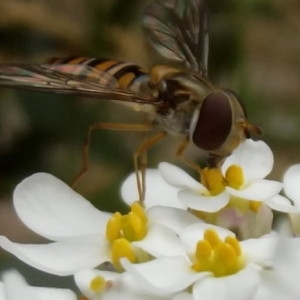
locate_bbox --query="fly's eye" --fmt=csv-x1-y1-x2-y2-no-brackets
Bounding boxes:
192,92,232,151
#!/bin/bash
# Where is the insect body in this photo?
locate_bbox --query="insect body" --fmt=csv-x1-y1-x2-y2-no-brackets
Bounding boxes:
0,0,260,201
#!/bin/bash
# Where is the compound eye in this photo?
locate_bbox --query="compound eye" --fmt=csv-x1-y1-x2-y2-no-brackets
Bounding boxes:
192,92,232,151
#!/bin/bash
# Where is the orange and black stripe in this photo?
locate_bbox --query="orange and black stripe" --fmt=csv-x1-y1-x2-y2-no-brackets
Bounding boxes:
48,57,147,90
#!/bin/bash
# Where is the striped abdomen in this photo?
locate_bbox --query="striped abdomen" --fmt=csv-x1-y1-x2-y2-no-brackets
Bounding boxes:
49,57,150,93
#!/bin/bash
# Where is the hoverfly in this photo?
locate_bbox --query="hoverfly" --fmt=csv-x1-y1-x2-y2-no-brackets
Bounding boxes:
0,0,260,202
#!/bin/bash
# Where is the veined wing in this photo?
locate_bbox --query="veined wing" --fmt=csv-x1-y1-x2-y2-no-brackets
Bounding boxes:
143,0,209,76
0,63,159,104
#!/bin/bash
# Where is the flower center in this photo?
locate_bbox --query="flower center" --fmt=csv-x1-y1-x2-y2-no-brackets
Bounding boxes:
106,202,148,243
201,168,225,195
191,228,244,277
225,165,244,189
106,202,148,270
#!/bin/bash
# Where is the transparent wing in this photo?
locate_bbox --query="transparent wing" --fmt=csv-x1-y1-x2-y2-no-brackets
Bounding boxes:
143,0,209,76
0,63,158,104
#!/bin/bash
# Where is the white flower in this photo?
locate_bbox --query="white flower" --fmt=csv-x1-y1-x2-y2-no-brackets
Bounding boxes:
121,223,277,300
158,140,283,214
266,164,300,213
0,173,197,276
121,140,282,239
221,139,282,202
0,270,76,300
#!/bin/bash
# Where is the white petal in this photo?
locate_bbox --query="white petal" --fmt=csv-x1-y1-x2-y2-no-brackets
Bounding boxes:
133,223,187,258
24,287,77,300
0,283,5,300
0,235,110,276
147,206,202,234
121,257,204,294
180,223,235,253
178,190,229,212
159,163,203,190
121,169,185,209
102,290,167,300
222,140,273,182
1,270,77,300
266,195,300,213
1,270,30,300
193,267,260,300
226,180,282,201
116,272,173,299
283,164,300,205
274,237,300,297
172,293,193,300
13,173,111,241
241,233,277,267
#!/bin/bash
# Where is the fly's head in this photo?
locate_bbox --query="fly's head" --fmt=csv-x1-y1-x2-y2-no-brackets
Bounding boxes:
190,89,261,167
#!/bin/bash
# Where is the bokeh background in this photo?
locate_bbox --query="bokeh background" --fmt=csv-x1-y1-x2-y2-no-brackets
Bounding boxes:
0,0,300,292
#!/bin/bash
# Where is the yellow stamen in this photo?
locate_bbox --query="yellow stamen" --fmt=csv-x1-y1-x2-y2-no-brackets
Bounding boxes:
106,212,123,244
225,236,242,256
201,168,225,195
249,201,262,212
214,243,237,276
122,211,147,241
192,240,212,272
131,202,148,224
225,165,244,189
192,228,244,277
106,203,148,243
204,228,222,248
111,238,136,270
89,276,106,293
106,203,148,269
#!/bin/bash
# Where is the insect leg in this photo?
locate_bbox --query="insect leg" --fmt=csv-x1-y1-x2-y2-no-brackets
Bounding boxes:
176,137,202,180
133,131,167,203
72,122,153,192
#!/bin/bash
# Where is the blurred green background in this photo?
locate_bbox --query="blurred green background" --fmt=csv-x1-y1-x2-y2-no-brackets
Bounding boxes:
0,0,300,291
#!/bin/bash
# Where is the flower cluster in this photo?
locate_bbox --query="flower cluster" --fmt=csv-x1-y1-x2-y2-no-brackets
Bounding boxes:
1,139,300,300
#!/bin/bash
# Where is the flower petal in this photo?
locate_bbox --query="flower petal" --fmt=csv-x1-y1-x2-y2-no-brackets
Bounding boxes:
274,237,300,298
178,190,229,212
241,233,277,267
226,180,282,201
266,195,300,213
283,164,300,205
172,293,193,300
159,163,203,190
0,235,110,276
147,206,202,234
121,257,204,294
222,140,273,182
133,223,187,258
1,270,77,300
13,173,111,241
193,267,260,300
121,169,184,209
